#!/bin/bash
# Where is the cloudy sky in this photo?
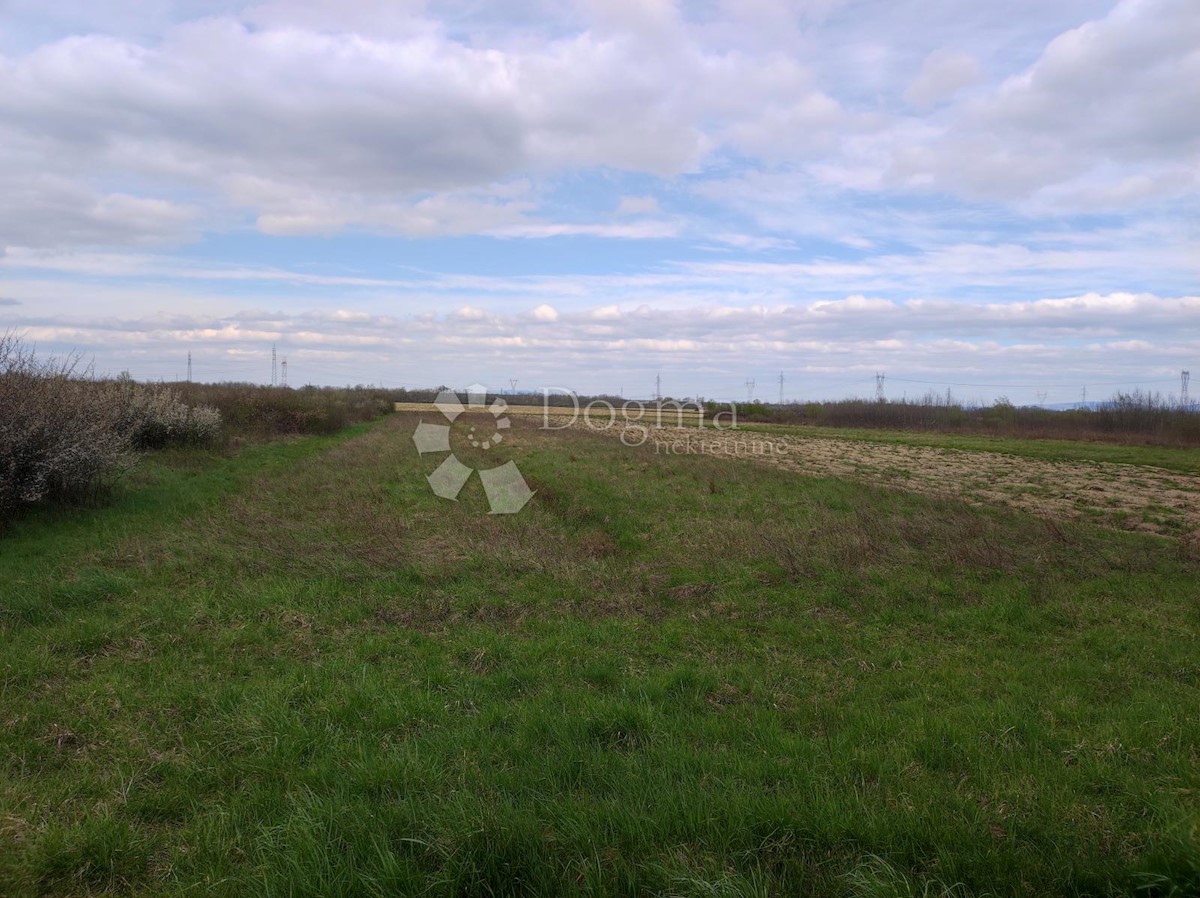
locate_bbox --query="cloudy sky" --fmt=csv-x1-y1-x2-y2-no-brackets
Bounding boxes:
0,0,1196,403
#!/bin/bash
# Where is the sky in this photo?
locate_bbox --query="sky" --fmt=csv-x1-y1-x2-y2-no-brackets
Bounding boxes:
0,0,1197,405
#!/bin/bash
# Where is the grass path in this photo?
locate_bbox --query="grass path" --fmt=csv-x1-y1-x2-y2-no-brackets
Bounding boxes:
2,414,1198,896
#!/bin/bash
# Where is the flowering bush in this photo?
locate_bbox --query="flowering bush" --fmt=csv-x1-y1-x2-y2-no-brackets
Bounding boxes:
1,335,222,524
109,376,223,449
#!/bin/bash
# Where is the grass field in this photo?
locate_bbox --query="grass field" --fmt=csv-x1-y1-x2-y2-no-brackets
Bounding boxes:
2,413,1198,896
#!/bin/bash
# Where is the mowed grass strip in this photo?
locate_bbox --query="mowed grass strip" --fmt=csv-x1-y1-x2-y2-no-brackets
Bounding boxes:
1,413,1198,897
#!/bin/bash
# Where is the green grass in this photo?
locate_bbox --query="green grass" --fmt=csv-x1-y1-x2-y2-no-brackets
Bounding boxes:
736,421,1200,474
1,415,1197,896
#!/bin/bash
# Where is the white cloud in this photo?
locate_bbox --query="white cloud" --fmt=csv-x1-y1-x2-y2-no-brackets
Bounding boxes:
0,163,200,248
889,0,1200,205
1,0,1195,246
616,195,661,216
904,49,980,109
0,19,706,244
241,0,431,37
491,220,680,240
0,0,1196,401
708,233,795,252
6,291,1195,402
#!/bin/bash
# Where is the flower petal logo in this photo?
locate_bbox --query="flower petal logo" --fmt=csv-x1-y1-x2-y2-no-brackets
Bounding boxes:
412,384,536,514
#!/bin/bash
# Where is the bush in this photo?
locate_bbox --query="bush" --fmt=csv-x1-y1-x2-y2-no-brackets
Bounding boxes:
0,336,134,521
109,376,222,449
0,336,224,525
181,383,393,439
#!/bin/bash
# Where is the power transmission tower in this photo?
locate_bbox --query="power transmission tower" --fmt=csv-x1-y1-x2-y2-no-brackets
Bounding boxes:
509,378,518,395
875,372,886,402
655,373,662,402
281,357,288,388
778,371,784,405
744,378,756,401
1182,370,1190,407
1081,385,1088,408
186,351,192,383
271,344,278,387
1036,390,1047,406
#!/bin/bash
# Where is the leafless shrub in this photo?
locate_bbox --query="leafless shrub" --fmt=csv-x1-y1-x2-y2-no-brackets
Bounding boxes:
0,334,134,520
180,382,393,438
0,334,222,524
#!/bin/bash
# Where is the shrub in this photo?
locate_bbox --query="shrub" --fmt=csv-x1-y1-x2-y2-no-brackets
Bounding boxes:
0,336,134,521
0,336,224,525
109,376,222,449
180,383,393,439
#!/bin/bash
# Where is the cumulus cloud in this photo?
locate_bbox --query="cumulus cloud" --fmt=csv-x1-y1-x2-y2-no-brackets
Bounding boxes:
889,0,1200,205
904,49,981,109
0,0,1196,398
0,162,200,248
1,0,1197,246
983,0,1200,162
0,13,729,244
